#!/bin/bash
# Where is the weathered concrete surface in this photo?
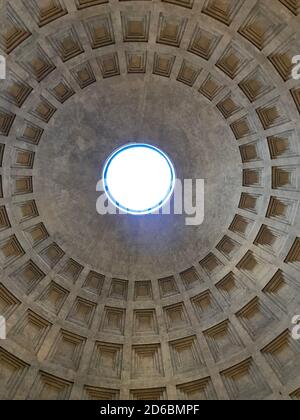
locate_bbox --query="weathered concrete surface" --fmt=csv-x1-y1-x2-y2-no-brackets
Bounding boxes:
35,76,241,279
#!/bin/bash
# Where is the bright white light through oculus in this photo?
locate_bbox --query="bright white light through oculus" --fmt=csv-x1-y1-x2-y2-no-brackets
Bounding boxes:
103,143,175,215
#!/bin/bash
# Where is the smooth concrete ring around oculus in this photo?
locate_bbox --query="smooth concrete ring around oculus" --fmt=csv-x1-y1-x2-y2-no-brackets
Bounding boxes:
34,76,241,279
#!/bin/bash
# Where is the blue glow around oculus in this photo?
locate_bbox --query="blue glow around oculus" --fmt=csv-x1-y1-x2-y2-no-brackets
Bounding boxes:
103,143,176,215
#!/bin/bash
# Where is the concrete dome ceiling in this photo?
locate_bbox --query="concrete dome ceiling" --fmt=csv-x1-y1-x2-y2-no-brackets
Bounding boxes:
0,0,300,400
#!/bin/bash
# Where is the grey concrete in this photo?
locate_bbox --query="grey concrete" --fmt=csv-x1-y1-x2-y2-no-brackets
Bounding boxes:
34,76,241,279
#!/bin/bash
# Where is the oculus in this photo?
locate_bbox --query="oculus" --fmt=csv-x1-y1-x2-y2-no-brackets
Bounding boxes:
103,143,175,215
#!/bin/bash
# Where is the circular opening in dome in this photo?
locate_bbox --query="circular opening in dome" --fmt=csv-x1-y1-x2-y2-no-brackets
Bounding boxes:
103,143,176,215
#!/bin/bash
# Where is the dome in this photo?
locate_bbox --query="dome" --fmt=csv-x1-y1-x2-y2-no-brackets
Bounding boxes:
0,0,300,401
